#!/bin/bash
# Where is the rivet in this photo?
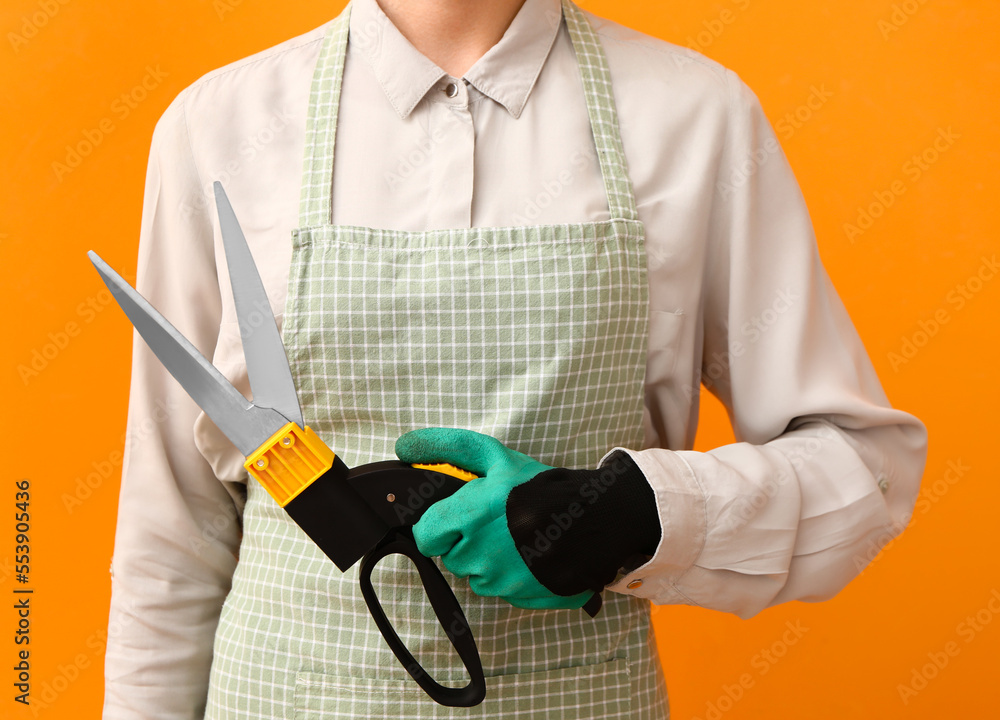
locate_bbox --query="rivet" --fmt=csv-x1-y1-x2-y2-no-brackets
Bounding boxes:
626,579,644,590
386,493,396,502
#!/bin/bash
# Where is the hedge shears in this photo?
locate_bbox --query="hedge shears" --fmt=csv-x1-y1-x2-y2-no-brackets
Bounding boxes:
88,182,487,707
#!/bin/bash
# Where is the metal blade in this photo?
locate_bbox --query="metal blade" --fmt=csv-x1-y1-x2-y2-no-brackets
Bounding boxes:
214,182,304,428
88,251,289,457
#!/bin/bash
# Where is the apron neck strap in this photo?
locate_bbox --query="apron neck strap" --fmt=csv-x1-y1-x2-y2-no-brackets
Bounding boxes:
298,0,639,227
298,1,352,228
560,0,639,223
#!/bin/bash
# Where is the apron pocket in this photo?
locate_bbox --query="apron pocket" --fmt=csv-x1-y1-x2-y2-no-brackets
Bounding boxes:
293,658,632,718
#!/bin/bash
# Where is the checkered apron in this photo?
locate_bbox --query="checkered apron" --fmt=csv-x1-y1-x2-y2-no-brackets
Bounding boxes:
205,1,668,717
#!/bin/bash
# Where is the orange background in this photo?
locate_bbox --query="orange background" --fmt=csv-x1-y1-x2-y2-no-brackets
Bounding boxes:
2,0,998,717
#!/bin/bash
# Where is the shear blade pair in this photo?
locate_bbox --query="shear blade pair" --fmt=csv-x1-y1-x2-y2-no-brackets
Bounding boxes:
89,182,487,708
88,183,300,455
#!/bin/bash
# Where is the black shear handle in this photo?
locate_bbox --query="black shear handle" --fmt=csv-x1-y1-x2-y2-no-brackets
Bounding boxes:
358,525,487,708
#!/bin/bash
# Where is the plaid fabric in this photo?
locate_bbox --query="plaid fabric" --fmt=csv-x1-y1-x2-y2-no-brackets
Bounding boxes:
206,1,668,717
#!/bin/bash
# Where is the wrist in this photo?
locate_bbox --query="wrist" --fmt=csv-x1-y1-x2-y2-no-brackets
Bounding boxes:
505,451,662,596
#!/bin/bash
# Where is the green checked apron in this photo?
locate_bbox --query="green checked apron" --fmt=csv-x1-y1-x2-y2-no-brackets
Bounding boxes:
206,0,669,717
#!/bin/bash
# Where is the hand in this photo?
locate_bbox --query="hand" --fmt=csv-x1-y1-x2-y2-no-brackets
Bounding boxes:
396,428,661,610
395,428,593,610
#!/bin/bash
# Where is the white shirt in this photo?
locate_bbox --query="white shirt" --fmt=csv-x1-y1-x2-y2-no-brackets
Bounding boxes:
104,0,928,716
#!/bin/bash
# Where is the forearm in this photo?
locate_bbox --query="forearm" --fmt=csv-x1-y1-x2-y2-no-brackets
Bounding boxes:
605,405,926,618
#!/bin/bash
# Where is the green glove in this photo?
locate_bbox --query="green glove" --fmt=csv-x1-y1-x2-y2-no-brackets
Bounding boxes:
395,427,593,610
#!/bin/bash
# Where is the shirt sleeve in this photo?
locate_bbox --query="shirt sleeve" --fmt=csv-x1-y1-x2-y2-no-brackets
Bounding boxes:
103,90,241,719
603,68,928,618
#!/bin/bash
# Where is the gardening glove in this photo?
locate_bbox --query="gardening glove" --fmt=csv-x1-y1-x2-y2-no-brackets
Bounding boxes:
395,428,661,611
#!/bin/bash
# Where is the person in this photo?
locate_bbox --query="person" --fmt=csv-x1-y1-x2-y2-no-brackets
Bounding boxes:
102,0,928,717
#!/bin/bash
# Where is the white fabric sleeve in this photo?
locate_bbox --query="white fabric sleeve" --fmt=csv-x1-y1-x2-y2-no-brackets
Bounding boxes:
102,90,241,719
604,69,928,618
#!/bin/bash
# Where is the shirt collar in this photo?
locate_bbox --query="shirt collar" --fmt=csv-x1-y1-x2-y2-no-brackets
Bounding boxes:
350,0,563,119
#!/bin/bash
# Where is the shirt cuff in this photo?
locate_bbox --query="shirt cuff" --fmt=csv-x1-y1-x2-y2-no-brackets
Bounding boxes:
597,446,707,602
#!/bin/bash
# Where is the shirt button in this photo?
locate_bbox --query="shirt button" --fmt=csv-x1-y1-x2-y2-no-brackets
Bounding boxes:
626,579,644,590
444,82,459,98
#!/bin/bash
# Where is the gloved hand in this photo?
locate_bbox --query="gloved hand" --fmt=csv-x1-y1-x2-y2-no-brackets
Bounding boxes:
395,428,661,610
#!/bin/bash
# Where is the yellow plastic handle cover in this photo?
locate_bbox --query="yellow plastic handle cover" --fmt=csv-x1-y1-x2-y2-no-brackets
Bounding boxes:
244,422,336,506
411,463,478,482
